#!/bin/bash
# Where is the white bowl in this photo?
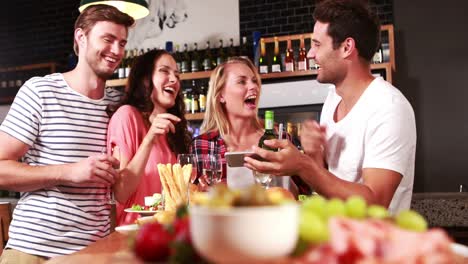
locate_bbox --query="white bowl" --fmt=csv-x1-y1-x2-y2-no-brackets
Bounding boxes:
189,203,299,264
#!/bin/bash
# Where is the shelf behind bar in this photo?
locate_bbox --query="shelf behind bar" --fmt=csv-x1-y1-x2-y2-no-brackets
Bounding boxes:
106,63,390,87
186,112,205,121
0,62,57,73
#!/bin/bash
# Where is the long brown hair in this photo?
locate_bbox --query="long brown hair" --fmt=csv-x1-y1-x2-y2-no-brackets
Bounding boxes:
109,49,191,154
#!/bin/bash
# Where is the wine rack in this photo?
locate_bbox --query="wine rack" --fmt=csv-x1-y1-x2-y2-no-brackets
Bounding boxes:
106,25,396,121
0,62,57,104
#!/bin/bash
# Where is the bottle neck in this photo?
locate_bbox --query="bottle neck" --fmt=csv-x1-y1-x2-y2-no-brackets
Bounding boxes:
264,118,274,131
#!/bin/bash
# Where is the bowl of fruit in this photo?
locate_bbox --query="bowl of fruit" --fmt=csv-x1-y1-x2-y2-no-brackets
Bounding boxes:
189,185,299,264
294,195,462,263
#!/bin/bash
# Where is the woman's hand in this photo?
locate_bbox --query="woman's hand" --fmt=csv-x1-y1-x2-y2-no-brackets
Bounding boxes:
146,113,181,143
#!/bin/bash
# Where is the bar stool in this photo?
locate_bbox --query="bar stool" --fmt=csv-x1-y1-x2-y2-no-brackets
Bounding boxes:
0,202,12,255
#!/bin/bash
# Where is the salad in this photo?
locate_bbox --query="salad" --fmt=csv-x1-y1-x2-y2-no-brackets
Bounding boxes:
131,193,163,211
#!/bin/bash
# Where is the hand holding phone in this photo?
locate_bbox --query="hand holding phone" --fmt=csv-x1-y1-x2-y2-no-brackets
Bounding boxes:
225,151,262,167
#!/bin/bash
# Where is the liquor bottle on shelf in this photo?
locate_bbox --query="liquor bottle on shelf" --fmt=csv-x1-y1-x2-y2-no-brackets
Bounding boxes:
181,43,191,73
8,72,15,89
216,39,226,66
297,35,308,71
372,48,383,64
0,72,7,89
118,50,126,79
173,44,182,72
125,50,132,78
202,41,215,71
15,71,23,88
287,122,301,149
259,38,268,74
190,80,200,114
308,34,318,70
198,80,207,112
165,41,173,53
252,31,261,68
183,88,192,114
228,38,236,59
191,43,202,72
271,37,281,73
284,38,294,72
239,36,250,59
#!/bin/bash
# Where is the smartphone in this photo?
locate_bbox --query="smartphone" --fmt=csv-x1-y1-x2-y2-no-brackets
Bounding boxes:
225,151,262,167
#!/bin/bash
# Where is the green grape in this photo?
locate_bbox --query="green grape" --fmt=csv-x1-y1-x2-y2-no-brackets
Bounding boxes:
395,210,428,232
367,205,390,219
298,194,308,202
299,211,329,244
325,198,346,219
345,196,367,219
301,195,326,218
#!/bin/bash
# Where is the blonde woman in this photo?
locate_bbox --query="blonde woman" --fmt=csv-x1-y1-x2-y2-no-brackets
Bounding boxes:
190,57,309,193
190,57,262,183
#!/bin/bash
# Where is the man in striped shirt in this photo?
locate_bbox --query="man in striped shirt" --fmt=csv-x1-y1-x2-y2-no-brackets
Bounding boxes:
0,5,134,262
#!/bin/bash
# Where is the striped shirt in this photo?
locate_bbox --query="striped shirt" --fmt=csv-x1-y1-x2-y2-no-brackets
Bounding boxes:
0,73,122,257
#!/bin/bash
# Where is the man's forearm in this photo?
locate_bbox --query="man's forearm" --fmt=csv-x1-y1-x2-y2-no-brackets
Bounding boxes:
297,158,378,205
0,160,67,192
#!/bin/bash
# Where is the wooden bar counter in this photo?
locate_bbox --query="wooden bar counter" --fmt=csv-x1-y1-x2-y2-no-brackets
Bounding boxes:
45,232,143,264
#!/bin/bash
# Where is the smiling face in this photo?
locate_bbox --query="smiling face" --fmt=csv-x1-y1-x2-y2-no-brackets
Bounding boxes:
150,54,181,113
81,21,128,79
220,62,260,119
307,21,346,85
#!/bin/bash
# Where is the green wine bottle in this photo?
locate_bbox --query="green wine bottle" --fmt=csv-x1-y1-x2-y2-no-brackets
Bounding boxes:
259,110,277,151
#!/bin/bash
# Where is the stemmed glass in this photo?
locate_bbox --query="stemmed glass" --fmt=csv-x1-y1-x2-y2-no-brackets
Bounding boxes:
177,154,198,184
105,146,120,231
177,154,198,205
109,146,120,204
198,154,222,188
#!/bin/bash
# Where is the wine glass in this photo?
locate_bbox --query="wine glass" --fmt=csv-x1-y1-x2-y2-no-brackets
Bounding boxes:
101,146,119,232
199,154,222,187
177,154,198,184
177,154,198,205
109,145,121,204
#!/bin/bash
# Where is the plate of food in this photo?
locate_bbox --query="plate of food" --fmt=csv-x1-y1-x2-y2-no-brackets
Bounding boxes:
124,207,161,216
124,193,163,216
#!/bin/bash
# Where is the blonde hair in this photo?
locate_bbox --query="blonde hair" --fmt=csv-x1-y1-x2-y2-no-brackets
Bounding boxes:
200,57,263,138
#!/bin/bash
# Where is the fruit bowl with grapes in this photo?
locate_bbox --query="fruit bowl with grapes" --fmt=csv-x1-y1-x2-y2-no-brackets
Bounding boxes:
131,186,467,264
289,195,466,264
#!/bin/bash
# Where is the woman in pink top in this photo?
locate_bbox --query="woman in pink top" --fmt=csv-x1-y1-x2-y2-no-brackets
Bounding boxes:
107,49,191,226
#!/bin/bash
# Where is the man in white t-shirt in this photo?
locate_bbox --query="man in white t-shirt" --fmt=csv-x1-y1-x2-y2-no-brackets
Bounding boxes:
245,0,416,214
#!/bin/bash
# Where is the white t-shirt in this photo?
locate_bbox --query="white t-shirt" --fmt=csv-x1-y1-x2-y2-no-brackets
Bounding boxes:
320,77,416,214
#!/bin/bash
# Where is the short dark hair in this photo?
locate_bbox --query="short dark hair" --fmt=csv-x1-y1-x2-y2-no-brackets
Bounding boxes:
74,4,134,54
313,0,380,61
110,49,192,155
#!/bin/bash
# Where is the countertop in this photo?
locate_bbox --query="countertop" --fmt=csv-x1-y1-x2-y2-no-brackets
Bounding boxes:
411,192,468,227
